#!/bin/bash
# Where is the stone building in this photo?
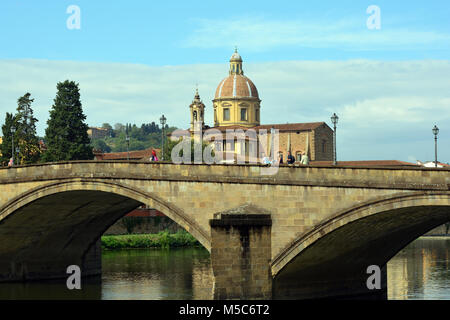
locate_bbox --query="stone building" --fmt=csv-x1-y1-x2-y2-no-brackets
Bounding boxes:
179,49,334,163
87,127,109,140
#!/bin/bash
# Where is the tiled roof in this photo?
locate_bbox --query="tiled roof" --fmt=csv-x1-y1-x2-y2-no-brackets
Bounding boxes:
215,74,259,99
255,122,327,131
125,208,165,217
95,148,160,160
311,160,420,167
206,123,328,133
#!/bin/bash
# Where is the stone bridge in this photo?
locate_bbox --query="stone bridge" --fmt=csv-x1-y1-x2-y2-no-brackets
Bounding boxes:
0,161,449,299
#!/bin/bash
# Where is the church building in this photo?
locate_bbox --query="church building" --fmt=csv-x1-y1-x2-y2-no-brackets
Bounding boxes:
180,49,334,164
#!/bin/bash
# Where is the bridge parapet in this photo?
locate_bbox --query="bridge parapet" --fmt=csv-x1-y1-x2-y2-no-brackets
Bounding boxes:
1,161,449,191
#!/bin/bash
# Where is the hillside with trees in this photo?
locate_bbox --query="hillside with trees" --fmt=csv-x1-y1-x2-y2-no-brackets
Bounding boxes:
90,122,178,153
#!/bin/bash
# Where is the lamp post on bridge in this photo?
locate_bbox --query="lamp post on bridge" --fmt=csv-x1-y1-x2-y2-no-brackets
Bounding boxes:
126,134,130,161
432,125,439,168
331,113,339,166
160,114,167,161
10,126,16,166
15,147,20,165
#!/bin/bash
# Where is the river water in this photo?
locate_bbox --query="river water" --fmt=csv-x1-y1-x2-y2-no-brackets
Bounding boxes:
0,237,448,300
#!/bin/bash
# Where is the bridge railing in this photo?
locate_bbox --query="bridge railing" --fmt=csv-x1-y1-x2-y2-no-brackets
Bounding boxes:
0,161,448,191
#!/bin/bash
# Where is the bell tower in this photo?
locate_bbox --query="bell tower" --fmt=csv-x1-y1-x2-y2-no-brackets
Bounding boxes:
190,88,205,132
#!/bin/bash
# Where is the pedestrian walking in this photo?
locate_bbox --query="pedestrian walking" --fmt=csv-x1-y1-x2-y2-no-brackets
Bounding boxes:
300,152,309,165
150,149,159,162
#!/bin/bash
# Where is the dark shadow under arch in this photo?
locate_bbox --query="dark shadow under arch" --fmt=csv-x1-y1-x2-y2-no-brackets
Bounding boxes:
272,193,450,299
0,180,211,282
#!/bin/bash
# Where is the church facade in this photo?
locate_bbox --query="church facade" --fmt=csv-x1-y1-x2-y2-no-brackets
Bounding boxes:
181,49,334,164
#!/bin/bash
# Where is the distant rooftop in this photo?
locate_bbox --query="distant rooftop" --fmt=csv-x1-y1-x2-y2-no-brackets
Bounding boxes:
416,160,450,168
94,147,160,161
311,160,419,167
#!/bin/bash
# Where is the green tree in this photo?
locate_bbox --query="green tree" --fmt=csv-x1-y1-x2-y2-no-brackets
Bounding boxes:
91,139,111,153
0,113,16,165
82,122,177,153
42,80,93,162
101,123,114,137
14,93,41,164
114,123,125,133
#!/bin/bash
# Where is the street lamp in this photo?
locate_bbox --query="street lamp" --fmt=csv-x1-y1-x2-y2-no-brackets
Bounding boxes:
126,135,130,161
160,114,167,161
432,125,439,168
10,126,16,166
331,113,339,166
15,147,20,165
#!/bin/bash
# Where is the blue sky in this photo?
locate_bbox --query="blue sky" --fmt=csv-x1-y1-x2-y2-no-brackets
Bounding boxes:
0,0,449,162
1,0,450,63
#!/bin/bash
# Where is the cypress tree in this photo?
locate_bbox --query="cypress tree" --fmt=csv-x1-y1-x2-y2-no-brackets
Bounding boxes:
15,93,41,164
0,113,16,165
42,80,93,162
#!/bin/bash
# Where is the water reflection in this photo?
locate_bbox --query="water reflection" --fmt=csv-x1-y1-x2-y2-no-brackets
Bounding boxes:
0,238,448,300
387,237,449,300
0,276,102,300
101,247,213,300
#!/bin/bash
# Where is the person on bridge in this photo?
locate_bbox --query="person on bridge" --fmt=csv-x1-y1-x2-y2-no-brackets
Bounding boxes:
150,150,159,162
8,158,13,167
278,153,283,164
262,156,272,165
287,151,295,164
300,152,309,165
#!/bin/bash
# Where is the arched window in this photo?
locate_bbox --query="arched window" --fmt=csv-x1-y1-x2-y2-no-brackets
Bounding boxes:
223,108,230,121
240,108,247,121
193,111,197,121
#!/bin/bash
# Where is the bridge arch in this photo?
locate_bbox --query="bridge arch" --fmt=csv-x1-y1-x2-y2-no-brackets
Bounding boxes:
0,179,210,250
272,191,450,299
0,179,211,282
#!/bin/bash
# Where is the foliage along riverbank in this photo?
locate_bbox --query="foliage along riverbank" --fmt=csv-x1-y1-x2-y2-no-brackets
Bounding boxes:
101,230,201,250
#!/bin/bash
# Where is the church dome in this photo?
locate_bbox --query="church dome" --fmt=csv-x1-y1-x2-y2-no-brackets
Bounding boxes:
212,49,261,127
215,49,259,99
214,74,259,99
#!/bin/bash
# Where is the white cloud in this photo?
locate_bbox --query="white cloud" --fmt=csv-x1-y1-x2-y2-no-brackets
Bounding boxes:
339,96,450,125
183,17,450,51
0,58,449,163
